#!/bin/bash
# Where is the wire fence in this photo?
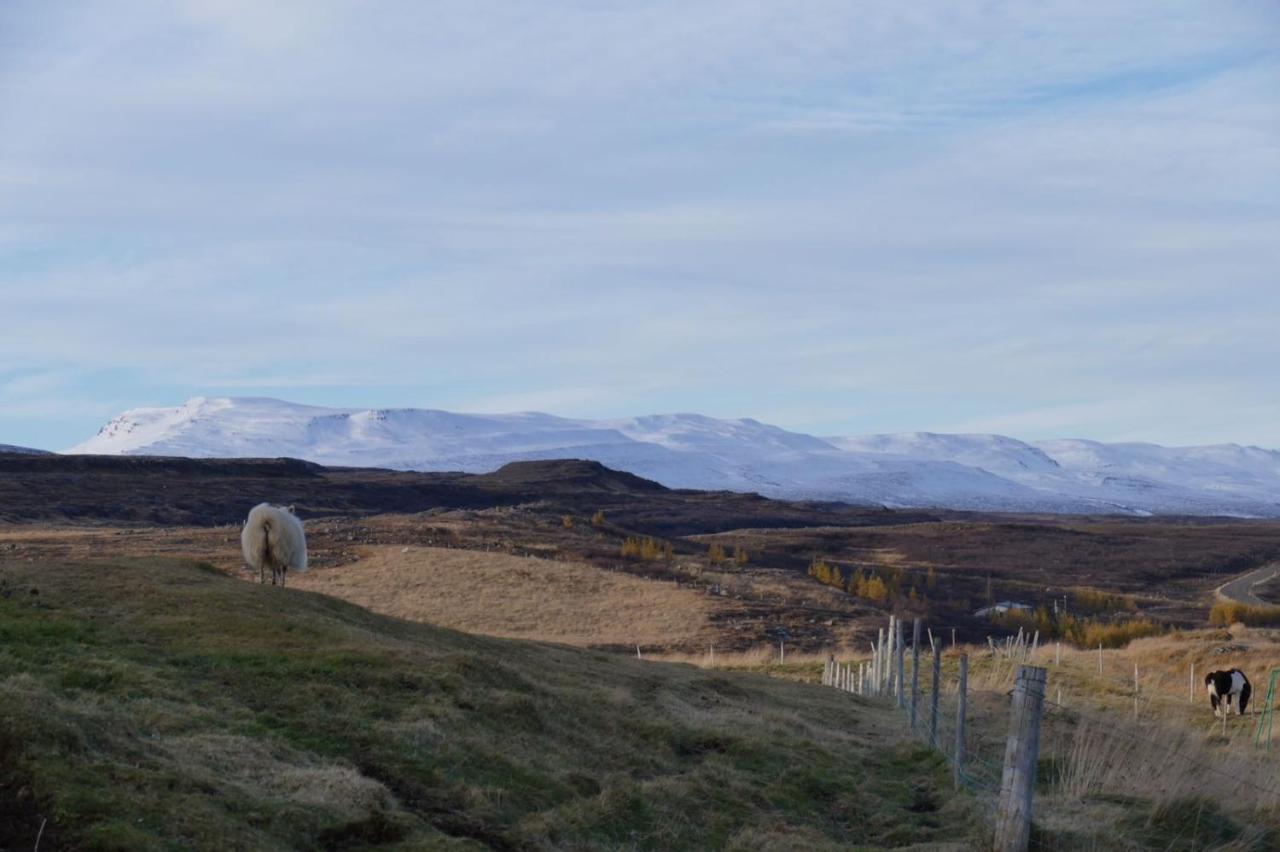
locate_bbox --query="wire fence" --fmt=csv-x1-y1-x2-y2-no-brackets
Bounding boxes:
819,616,1280,850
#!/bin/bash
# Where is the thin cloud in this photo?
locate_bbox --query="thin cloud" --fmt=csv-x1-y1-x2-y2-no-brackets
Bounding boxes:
0,1,1277,449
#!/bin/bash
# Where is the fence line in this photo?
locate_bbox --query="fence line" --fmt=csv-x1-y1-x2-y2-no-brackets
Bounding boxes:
815,615,1280,850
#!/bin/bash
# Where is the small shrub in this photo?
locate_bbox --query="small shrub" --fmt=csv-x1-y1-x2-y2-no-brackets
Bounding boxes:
863,575,888,604
1073,588,1137,615
621,536,667,562
590,510,605,528
808,557,837,587
1209,600,1280,627
561,515,573,529
991,608,1166,649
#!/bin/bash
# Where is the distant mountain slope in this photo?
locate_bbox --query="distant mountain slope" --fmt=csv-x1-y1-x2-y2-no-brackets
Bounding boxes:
0,443,51,455
67,397,1280,517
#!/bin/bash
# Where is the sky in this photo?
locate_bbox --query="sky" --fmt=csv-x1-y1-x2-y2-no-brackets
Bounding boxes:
1,1,1278,451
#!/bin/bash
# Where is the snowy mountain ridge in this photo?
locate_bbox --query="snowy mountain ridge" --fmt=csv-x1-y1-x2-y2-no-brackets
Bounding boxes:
66,397,1280,517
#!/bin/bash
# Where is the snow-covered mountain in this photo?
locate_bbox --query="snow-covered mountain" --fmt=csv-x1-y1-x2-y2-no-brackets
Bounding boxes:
66,397,1280,517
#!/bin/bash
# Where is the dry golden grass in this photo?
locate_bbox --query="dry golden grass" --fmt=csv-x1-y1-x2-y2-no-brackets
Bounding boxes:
290,545,718,649
650,645,837,673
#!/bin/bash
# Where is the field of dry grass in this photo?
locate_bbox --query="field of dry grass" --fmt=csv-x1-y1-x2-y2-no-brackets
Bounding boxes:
0,519,877,652
291,545,720,649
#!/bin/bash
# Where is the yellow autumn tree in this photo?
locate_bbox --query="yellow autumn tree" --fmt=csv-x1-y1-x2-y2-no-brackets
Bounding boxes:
809,557,835,587
863,575,889,604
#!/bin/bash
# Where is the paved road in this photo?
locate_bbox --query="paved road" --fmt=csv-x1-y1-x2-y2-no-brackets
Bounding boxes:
1217,562,1280,607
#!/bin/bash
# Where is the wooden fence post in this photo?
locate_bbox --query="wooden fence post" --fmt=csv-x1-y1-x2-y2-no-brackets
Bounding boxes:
896,617,906,709
1056,641,1061,667
954,654,968,790
872,638,881,695
887,617,897,695
1098,642,1103,675
1134,664,1139,720
878,627,886,695
911,618,922,730
994,665,1047,852
930,644,941,747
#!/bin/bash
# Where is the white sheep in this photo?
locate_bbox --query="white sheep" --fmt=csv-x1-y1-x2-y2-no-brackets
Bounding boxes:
241,503,308,586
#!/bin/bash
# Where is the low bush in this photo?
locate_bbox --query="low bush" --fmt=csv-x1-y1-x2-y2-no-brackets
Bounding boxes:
991,608,1165,649
1209,600,1280,627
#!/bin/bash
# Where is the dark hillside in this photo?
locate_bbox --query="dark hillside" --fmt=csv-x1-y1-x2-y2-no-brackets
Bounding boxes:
0,452,938,534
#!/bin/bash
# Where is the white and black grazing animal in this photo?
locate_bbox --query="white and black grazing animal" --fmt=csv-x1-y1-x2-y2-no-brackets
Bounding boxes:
1205,669,1251,717
241,503,308,587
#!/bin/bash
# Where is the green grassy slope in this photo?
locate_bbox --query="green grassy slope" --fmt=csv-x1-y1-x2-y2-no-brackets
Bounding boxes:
0,558,975,850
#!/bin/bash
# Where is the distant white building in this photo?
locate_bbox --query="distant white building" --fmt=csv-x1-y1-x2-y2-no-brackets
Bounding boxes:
975,601,1034,619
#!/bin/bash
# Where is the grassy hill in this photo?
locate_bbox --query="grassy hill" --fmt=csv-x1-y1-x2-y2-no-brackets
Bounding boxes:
0,557,976,850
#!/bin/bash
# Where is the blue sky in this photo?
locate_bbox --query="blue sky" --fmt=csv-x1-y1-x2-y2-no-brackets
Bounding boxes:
1,1,1278,451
